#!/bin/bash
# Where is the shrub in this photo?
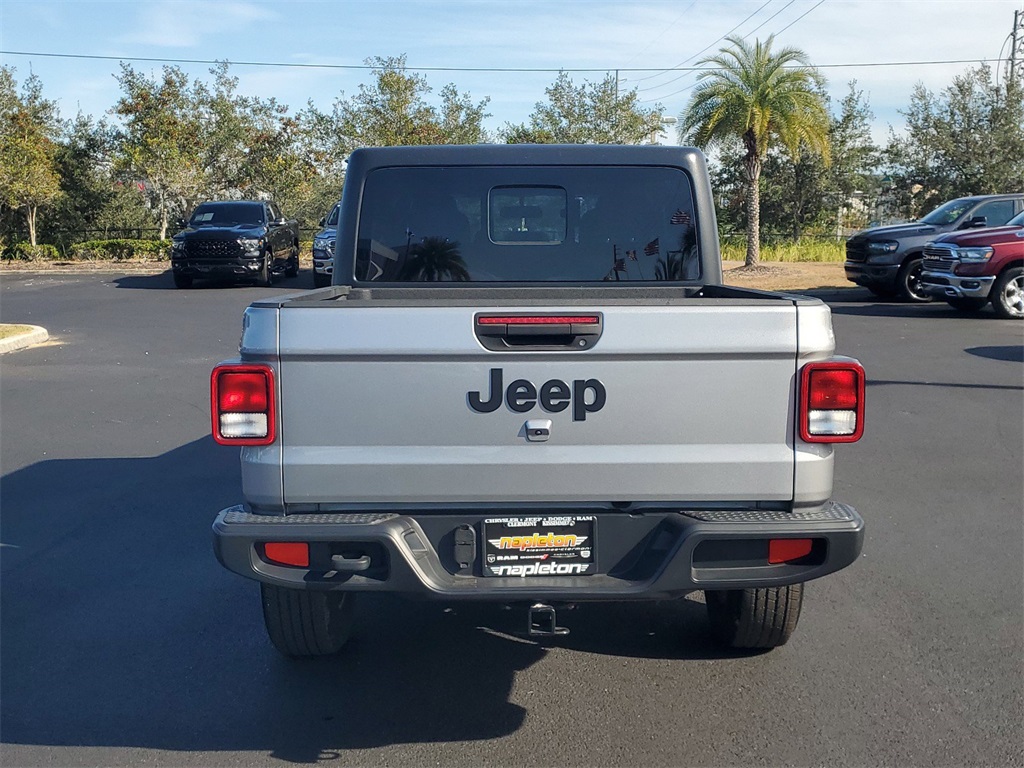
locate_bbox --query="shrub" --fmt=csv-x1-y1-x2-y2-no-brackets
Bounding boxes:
66,239,169,261
2,243,61,261
720,239,845,263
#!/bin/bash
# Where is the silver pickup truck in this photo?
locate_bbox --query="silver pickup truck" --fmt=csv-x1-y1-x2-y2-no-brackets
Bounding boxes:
211,145,865,657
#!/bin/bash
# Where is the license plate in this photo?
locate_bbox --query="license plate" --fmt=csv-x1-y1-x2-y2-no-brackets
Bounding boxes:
482,516,596,577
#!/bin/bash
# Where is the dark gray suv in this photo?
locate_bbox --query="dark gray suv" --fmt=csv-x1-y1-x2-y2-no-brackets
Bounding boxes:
845,194,1024,301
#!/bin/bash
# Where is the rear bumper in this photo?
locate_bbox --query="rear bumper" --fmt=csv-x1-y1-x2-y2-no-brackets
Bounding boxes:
920,270,995,300
845,260,899,289
213,503,864,599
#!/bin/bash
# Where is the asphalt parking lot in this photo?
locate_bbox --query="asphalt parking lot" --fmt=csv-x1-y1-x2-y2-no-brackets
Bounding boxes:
1,269,1022,767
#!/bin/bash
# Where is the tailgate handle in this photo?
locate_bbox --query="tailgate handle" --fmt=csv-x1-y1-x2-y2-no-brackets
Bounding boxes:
475,313,603,351
331,554,371,572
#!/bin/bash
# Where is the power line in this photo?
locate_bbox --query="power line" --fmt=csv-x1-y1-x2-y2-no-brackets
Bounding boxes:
744,0,799,39
638,55,1012,104
619,0,699,69
629,0,776,84
0,49,1007,75
636,0,826,98
773,0,828,36
0,50,610,73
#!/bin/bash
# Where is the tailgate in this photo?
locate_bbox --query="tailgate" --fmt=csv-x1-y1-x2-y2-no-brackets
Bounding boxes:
277,302,800,505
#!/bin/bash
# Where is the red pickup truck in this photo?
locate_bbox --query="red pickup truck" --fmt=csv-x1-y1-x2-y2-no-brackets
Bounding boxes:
920,211,1024,318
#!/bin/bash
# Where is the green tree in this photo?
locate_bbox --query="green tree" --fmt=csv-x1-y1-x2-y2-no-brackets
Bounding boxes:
885,64,1024,219
188,63,322,230
45,114,159,244
501,124,557,145
297,55,489,227
714,82,879,242
49,115,114,239
680,35,831,266
0,68,62,245
501,72,665,144
304,55,490,156
828,83,880,215
113,64,211,239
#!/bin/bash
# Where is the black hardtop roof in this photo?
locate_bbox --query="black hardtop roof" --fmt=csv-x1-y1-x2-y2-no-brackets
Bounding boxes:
346,144,708,170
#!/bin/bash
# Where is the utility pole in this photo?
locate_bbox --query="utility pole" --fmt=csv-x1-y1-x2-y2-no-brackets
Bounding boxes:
1011,9,1024,86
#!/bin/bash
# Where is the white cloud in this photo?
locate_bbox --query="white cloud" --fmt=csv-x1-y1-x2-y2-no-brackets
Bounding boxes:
119,0,276,48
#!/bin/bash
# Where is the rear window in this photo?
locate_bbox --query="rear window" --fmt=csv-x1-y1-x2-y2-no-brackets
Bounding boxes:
354,166,700,282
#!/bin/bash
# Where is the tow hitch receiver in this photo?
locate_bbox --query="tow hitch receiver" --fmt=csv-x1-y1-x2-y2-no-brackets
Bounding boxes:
528,603,569,637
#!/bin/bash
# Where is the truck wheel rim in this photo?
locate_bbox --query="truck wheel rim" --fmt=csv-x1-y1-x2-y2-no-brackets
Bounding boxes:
906,263,928,300
1002,275,1024,317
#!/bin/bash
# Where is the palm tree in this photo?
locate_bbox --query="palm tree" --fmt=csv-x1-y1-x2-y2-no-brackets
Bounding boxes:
398,236,470,282
680,35,830,267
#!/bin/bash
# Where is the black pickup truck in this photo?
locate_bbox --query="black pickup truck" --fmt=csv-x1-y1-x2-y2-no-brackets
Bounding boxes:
170,201,300,289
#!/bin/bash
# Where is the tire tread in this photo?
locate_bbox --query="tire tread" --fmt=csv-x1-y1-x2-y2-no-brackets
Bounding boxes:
706,583,803,649
260,584,354,658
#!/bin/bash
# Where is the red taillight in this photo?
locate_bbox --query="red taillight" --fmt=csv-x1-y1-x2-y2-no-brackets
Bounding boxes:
263,542,309,567
211,364,275,446
477,316,600,325
799,361,865,443
217,373,270,413
768,538,814,564
807,369,859,410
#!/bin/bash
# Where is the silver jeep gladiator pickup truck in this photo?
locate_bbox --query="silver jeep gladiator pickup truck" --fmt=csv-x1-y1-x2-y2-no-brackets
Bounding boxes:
211,145,865,656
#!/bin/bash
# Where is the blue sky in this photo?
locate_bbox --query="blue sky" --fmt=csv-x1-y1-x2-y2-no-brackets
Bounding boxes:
1,0,1021,144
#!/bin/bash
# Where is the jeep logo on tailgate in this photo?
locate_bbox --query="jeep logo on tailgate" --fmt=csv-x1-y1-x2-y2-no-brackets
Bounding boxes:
468,368,606,421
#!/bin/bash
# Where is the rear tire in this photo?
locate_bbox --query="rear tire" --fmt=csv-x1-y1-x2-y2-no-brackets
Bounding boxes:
946,297,987,312
897,257,932,302
705,583,803,649
261,584,356,658
991,266,1024,319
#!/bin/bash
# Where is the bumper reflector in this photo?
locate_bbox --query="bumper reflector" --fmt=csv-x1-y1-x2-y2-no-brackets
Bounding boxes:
768,538,814,564
264,542,309,567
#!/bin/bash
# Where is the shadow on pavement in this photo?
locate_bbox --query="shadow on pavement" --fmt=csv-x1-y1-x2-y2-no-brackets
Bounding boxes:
826,300,1004,320
0,438,730,762
867,378,1024,392
532,598,761,661
113,272,309,291
965,345,1024,363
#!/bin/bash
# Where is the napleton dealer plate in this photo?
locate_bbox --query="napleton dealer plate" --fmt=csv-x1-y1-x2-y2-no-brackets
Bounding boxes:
482,516,596,577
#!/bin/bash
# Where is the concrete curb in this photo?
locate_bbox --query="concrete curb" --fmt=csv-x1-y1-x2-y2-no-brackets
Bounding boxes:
0,325,50,354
